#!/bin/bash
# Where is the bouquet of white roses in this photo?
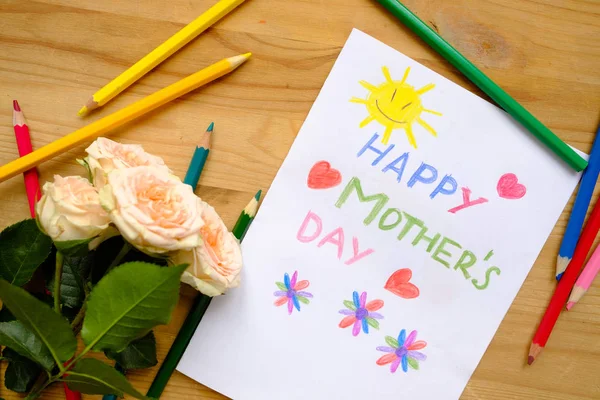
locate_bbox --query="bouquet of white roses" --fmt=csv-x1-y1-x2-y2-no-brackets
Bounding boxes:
0,138,242,399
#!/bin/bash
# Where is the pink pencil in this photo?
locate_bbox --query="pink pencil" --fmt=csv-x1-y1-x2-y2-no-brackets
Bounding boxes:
566,243,600,310
12,100,41,217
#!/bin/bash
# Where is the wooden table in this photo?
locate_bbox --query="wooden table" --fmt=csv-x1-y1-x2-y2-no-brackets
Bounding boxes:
0,0,599,399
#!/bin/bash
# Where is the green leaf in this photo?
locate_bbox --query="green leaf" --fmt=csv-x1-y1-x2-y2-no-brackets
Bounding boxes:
0,305,15,322
105,331,157,370
366,318,379,329
82,262,187,352
297,296,310,305
55,238,92,257
64,358,147,399
385,336,399,348
275,282,287,291
2,347,41,393
0,219,52,287
48,254,93,308
407,357,419,370
0,321,54,370
0,279,77,365
343,300,356,311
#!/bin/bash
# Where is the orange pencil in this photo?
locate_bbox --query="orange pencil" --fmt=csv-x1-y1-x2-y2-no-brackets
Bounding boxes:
12,100,41,217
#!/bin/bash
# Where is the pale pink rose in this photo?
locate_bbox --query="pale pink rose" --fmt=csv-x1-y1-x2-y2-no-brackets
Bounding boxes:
171,202,242,296
85,137,170,188
36,175,110,242
99,166,203,254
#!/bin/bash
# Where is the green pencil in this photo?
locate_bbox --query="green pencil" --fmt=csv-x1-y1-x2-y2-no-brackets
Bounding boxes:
374,0,587,172
146,189,262,399
183,122,213,188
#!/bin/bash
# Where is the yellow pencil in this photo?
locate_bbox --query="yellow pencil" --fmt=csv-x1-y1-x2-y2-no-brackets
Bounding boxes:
78,0,247,116
0,53,251,183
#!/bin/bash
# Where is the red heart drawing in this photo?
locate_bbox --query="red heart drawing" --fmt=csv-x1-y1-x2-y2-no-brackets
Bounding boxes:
384,268,419,299
497,173,526,199
307,161,342,189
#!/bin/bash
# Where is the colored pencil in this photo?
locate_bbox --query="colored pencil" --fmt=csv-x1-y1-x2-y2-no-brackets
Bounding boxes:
373,0,587,172
78,0,247,116
12,100,41,217
556,124,600,280
146,189,261,399
566,243,600,310
0,53,251,183
528,197,600,365
183,122,214,189
232,189,261,240
14,101,81,400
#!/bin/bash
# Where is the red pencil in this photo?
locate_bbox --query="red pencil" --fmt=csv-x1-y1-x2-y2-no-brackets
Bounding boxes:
12,100,41,217
13,101,81,400
528,197,600,365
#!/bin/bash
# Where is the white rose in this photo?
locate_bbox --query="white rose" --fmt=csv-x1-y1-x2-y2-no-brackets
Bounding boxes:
171,202,243,296
84,137,170,188
36,175,110,242
99,166,203,254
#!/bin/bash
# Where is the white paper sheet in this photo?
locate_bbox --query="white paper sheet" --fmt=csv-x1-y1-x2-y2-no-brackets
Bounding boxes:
177,29,582,400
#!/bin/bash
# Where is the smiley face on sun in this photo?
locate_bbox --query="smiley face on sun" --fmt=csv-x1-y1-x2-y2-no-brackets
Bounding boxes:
350,66,441,148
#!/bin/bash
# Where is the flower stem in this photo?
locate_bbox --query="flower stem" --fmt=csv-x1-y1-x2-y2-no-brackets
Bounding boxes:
54,252,64,312
70,303,87,331
107,242,132,272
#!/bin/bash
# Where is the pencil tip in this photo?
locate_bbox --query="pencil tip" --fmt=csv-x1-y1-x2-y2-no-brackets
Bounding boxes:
242,52,252,59
78,106,88,117
556,273,563,281
527,356,534,366
254,189,262,201
12,100,21,112
207,122,214,132
566,301,574,311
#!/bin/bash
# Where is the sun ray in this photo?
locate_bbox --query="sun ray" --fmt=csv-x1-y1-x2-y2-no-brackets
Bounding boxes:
359,115,376,128
405,124,417,149
400,67,411,84
423,108,442,116
417,117,437,137
350,97,368,104
382,66,394,83
382,126,393,145
360,80,377,92
416,83,435,95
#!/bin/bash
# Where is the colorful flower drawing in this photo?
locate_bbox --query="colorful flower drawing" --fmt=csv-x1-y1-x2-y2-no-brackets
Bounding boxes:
338,291,384,336
376,329,427,373
273,271,312,315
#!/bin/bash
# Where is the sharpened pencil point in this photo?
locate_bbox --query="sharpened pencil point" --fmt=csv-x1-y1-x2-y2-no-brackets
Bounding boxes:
12,100,21,112
255,189,262,201
207,122,214,132
566,301,574,310
556,272,563,281
527,356,534,365
78,106,88,117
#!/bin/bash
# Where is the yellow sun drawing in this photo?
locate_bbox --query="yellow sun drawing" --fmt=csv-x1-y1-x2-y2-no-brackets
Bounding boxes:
350,66,442,148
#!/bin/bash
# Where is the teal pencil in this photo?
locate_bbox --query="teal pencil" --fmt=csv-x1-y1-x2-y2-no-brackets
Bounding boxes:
183,122,214,188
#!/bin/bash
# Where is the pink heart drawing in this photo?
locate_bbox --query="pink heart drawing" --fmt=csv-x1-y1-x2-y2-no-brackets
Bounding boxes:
497,173,526,199
307,161,342,189
384,268,420,299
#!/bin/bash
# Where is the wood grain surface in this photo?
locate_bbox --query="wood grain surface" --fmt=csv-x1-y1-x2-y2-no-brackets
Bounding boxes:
0,0,599,399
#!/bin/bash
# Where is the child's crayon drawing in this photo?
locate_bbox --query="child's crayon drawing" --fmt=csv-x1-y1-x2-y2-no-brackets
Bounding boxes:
273,271,313,315
384,268,419,299
496,173,526,199
338,291,384,336
376,329,427,373
307,161,342,189
351,66,441,147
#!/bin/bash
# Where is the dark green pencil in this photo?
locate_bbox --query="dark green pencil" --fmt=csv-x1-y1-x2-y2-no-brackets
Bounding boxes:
146,189,262,399
374,0,587,172
183,122,213,188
